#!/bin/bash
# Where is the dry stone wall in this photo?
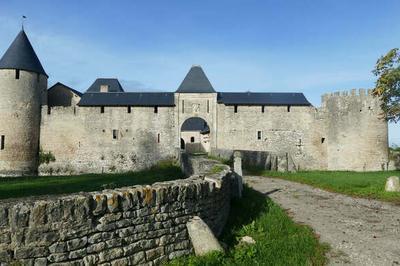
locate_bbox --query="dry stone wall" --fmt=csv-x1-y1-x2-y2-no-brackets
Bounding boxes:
0,157,233,265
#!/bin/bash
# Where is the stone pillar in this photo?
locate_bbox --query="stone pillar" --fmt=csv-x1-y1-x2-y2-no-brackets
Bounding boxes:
233,151,243,198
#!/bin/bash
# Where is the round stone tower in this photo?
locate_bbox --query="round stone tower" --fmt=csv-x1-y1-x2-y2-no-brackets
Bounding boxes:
0,30,48,176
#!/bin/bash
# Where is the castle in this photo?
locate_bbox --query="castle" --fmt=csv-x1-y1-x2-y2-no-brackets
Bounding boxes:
0,30,389,176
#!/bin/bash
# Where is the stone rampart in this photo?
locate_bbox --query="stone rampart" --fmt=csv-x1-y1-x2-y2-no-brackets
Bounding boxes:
0,157,233,265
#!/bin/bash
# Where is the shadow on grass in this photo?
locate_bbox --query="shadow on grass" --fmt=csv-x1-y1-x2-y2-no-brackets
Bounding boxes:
170,185,329,266
220,186,270,247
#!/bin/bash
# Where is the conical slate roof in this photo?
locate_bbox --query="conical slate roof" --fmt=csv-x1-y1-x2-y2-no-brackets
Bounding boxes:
176,65,216,93
0,30,47,77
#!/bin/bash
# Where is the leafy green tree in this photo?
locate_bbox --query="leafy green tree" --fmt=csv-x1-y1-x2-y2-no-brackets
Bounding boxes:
372,48,400,122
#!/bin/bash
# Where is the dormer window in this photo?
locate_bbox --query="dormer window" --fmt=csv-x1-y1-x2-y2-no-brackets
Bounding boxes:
100,85,109,92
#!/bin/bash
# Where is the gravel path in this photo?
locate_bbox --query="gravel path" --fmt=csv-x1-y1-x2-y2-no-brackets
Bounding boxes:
244,176,400,266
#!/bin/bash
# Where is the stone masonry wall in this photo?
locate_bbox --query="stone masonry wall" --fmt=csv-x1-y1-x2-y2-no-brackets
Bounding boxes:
0,157,233,265
321,89,389,171
215,104,326,170
39,105,178,175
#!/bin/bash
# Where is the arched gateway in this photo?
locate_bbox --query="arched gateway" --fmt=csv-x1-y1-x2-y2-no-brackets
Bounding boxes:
180,117,210,153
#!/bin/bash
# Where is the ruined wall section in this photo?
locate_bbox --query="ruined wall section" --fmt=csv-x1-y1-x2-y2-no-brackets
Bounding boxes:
0,158,233,265
0,69,47,176
321,89,389,171
39,105,178,175
215,104,327,170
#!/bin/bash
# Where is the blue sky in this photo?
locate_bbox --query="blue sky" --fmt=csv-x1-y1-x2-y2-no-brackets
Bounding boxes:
0,0,399,145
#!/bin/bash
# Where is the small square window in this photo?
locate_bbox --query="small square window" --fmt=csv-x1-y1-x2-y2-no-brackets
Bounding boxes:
261,106,265,113
112,130,119,140
100,85,109,92
257,131,262,140
321,138,325,144
154,106,158,113
15,69,20,79
100,106,105,113
234,105,238,113
127,106,131,113
190,137,195,143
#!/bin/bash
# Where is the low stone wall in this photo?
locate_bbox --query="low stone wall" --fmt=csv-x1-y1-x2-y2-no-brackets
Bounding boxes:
211,148,297,172
0,157,233,265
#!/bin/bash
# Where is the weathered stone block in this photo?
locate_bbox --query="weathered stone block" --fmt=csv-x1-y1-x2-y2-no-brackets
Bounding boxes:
385,176,400,192
145,247,164,261
34,257,47,266
47,252,69,263
99,247,123,263
0,207,8,227
10,204,30,229
127,251,145,265
31,202,47,225
49,242,67,253
87,241,106,253
67,236,87,251
69,247,87,260
15,246,49,259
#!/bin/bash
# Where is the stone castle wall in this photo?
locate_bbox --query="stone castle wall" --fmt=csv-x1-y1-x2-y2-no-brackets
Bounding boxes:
0,157,233,265
35,89,390,174
214,104,327,170
39,105,178,175
321,89,389,171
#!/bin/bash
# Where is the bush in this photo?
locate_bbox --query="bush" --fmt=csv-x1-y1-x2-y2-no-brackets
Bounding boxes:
39,148,56,165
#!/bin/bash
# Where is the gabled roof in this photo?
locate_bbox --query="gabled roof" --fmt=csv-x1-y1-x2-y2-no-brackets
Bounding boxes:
78,92,175,106
86,78,124,93
181,117,210,133
176,65,216,93
48,82,83,97
0,30,47,77
217,92,312,106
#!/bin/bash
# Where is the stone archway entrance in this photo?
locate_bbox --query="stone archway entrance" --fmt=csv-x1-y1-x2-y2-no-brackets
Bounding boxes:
180,117,210,153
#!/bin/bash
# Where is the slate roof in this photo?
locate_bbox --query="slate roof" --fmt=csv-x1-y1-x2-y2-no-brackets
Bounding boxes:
217,92,312,106
0,30,47,76
78,92,175,106
86,78,124,93
176,65,216,93
48,82,83,97
181,117,210,133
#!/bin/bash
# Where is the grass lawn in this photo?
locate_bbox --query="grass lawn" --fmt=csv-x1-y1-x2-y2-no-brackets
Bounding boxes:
0,161,184,200
249,170,400,204
170,186,329,266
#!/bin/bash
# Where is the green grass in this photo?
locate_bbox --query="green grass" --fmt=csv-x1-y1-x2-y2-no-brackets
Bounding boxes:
249,170,400,204
210,165,226,174
0,161,184,200
169,186,329,266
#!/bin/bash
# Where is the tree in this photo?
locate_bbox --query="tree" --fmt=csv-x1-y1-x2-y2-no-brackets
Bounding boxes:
372,48,400,122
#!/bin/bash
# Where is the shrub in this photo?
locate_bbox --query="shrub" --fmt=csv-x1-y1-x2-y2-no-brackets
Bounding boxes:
39,148,56,165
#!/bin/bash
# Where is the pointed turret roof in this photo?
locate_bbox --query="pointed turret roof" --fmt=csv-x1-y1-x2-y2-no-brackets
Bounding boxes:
0,30,47,77
176,65,216,93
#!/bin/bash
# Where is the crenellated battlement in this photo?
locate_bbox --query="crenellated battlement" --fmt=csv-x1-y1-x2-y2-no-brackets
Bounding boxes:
321,88,374,101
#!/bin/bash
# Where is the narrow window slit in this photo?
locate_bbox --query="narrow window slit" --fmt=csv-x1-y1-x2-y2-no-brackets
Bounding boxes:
0,135,4,150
